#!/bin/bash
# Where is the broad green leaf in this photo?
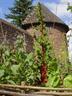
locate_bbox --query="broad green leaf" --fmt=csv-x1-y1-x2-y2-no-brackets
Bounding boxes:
11,65,20,75
6,76,10,80
0,70,4,78
4,50,10,56
25,53,33,62
63,75,72,88
48,74,60,87
7,80,16,85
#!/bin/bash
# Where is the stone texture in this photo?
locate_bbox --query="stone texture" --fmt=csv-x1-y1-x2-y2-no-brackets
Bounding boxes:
0,19,33,52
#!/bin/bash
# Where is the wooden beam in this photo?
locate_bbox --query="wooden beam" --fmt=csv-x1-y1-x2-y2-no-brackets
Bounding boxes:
0,90,72,96
34,92,72,96
0,90,49,96
0,84,72,91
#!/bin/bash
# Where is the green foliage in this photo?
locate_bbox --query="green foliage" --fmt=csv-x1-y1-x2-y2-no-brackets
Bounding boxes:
5,0,33,27
63,75,72,88
46,70,60,87
33,3,71,87
0,70,4,78
0,35,40,85
0,3,71,87
67,5,72,12
18,52,41,85
0,32,59,86
33,3,59,86
0,36,26,84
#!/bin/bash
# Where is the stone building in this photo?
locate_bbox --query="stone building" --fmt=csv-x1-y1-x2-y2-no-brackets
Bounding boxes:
0,4,69,65
22,4,69,64
0,19,33,52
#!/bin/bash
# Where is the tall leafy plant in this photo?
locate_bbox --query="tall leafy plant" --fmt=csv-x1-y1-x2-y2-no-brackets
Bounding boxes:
33,3,59,87
0,35,27,84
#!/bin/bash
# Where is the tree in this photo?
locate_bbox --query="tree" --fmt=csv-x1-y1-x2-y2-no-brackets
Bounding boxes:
5,0,33,27
67,4,72,12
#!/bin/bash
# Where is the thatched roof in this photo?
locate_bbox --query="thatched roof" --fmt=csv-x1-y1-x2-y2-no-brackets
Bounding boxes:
22,4,69,32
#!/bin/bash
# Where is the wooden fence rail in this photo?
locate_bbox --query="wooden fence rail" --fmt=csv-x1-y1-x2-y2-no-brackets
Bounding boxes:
0,84,72,91
0,84,72,96
0,90,72,96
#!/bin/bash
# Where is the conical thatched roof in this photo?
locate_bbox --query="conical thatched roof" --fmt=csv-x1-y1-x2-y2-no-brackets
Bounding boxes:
22,4,69,32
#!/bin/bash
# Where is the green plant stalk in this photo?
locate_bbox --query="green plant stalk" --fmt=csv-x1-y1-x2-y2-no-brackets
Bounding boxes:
37,3,47,84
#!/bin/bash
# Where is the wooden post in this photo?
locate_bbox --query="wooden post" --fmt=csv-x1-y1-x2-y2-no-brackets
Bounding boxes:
21,81,25,94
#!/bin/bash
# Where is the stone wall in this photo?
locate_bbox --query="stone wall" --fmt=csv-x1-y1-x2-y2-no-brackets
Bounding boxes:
0,19,33,52
48,25,68,64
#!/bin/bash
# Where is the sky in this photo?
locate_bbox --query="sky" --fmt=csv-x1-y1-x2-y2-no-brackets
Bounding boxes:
0,0,14,19
0,0,72,61
0,0,72,24
33,0,72,25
